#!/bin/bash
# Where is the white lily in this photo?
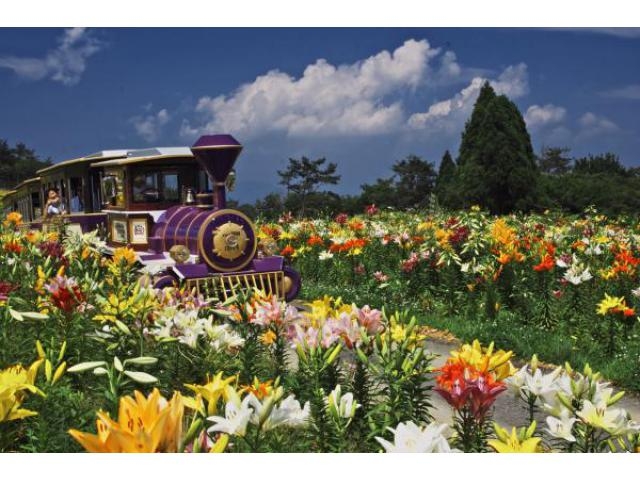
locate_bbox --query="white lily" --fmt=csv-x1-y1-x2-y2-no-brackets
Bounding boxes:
545,411,577,442
563,263,592,285
207,395,253,437
318,251,334,261
523,367,562,399
326,385,360,420
504,365,528,397
375,421,458,453
576,400,636,435
266,395,310,429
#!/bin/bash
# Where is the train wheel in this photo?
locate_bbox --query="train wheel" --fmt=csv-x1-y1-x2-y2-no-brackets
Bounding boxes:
153,274,178,290
282,266,301,302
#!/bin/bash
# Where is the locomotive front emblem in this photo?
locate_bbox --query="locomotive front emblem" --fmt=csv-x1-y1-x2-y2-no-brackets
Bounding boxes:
212,221,248,261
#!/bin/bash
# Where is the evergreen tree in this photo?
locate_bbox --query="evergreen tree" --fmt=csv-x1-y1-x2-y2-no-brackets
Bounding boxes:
391,155,437,209
538,146,572,175
455,82,539,214
277,157,340,216
359,155,436,210
360,177,397,208
435,150,457,207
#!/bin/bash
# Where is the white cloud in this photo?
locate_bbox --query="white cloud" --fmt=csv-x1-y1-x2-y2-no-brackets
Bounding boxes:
601,84,640,100
0,28,102,86
181,39,449,139
131,108,171,143
407,63,529,131
524,104,567,129
577,112,619,137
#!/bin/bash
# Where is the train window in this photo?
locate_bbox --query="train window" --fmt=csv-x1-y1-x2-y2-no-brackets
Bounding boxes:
163,174,179,201
132,171,179,203
101,170,125,208
133,173,159,202
69,177,83,213
198,170,212,192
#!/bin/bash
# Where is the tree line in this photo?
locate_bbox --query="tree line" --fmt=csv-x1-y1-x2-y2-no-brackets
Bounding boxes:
243,82,638,219
0,140,52,189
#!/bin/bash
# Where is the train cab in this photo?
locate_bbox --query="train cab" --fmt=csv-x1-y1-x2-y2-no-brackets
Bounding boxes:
90,147,205,254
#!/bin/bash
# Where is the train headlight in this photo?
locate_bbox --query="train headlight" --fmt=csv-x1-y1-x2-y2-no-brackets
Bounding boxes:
213,222,249,261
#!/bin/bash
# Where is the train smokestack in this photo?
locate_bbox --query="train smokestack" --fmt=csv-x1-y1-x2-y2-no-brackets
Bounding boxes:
190,134,242,209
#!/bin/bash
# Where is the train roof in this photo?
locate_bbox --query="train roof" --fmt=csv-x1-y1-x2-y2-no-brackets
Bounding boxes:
37,150,129,175
14,177,41,190
2,190,17,200
89,146,194,168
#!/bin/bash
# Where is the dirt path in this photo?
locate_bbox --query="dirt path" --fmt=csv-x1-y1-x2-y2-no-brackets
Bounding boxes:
425,338,640,428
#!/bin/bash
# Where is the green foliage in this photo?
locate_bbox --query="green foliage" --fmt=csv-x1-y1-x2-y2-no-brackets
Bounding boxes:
435,150,457,206
361,155,437,210
573,153,628,176
537,146,572,175
455,82,539,213
0,139,52,189
277,157,341,216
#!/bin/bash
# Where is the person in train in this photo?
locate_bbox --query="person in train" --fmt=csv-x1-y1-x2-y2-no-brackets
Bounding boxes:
45,189,64,217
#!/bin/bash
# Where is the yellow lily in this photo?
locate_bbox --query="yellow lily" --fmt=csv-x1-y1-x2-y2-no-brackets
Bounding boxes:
451,339,515,380
488,422,541,453
112,246,137,266
0,360,45,423
69,388,184,452
185,372,237,416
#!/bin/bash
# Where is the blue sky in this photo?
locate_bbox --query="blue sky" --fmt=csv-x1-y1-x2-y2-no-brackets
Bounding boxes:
0,28,639,202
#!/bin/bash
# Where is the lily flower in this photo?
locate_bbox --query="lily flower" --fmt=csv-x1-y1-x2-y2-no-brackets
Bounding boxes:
576,400,639,436
185,372,237,416
69,388,184,452
375,421,458,453
326,385,360,420
207,396,253,437
0,360,44,423
488,422,541,453
545,411,577,442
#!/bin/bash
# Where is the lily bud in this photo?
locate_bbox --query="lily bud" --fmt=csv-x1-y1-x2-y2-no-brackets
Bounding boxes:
324,344,342,367
36,340,46,359
530,354,539,374
58,341,67,363
45,359,53,382
52,361,66,384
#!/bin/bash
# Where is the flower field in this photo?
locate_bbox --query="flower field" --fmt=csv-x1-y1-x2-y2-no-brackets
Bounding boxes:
1,208,640,453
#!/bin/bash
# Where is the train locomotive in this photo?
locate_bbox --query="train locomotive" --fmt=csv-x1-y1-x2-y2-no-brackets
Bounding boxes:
144,135,300,300
4,134,301,302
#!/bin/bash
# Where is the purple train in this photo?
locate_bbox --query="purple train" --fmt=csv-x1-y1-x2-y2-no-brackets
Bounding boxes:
3,134,301,301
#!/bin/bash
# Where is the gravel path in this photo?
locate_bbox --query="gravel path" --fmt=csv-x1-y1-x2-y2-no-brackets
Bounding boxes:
425,338,640,428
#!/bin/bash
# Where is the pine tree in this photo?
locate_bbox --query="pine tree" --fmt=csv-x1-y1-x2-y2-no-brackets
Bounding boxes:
391,155,437,209
435,150,457,207
277,157,340,216
455,82,539,214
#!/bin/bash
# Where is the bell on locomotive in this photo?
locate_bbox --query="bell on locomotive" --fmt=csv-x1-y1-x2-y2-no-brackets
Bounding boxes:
150,134,301,301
